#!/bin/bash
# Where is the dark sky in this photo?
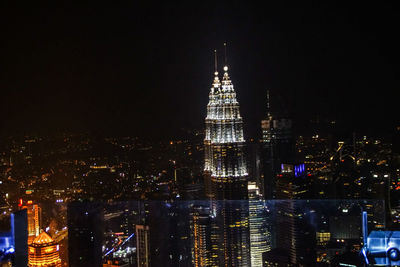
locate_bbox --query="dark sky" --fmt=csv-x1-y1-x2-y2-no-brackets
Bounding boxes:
1,2,399,138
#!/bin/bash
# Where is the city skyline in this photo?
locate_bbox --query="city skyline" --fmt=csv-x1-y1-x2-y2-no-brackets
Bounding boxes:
1,3,400,266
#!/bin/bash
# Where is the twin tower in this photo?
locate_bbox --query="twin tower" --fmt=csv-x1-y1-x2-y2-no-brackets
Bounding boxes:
204,45,249,199
203,45,251,266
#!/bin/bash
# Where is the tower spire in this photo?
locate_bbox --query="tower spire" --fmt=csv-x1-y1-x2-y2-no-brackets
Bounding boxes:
224,42,227,67
223,42,229,73
212,49,220,89
222,43,231,87
214,49,218,74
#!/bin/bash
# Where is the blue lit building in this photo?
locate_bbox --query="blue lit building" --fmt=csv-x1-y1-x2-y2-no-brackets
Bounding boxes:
0,209,28,266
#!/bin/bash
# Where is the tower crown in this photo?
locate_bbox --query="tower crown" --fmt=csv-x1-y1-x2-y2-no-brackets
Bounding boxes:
204,44,247,178
32,231,54,245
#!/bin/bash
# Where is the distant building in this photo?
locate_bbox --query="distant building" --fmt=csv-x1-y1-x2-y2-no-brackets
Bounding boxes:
329,216,360,240
28,231,62,267
19,200,42,244
260,90,295,199
135,224,150,267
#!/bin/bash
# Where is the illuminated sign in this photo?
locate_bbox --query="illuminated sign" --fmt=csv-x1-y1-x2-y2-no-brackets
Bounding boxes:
294,164,305,177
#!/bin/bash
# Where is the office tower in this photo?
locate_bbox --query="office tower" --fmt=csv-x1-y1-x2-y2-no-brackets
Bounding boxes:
28,231,62,267
67,201,103,267
261,90,294,199
147,201,179,266
11,209,28,267
135,224,150,267
19,200,42,244
248,182,271,267
191,205,212,267
274,166,315,266
203,49,250,266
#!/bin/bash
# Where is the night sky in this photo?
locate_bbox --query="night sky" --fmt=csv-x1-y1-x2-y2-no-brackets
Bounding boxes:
1,2,399,138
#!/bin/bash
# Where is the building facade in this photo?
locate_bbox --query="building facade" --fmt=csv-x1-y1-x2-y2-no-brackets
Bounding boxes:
19,200,42,244
248,182,271,267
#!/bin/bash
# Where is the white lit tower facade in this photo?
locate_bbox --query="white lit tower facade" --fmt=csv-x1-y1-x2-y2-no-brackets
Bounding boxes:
204,48,250,266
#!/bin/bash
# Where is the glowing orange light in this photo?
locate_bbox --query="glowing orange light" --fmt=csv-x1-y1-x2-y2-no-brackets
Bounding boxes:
28,232,62,266
27,200,33,204
18,198,23,206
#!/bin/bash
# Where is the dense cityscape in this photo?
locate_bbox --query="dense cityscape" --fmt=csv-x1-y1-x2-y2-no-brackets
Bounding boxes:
2,2,399,267
0,50,399,266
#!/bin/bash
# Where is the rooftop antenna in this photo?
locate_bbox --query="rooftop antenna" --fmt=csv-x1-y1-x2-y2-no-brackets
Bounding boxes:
224,42,227,66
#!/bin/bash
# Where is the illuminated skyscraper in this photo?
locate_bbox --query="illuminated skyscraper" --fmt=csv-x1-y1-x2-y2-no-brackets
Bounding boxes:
248,182,271,267
136,224,150,267
28,231,62,267
204,50,248,197
204,47,250,266
191,206,212,267
19,200,42,244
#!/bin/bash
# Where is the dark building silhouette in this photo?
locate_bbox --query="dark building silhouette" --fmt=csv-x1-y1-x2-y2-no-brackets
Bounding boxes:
275,168,316,266
12,209,28,267
67,201,104,267
261,90,295,199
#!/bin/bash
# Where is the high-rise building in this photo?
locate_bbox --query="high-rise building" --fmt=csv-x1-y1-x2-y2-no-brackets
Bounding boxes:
248,182,271,267
191,205,212,267
135,224,150,267
67,201,103,267
28,231,62,267
19,200,42,244
261,90,294,199
203,48,250,266
274,166,316,266
11,209,28,267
